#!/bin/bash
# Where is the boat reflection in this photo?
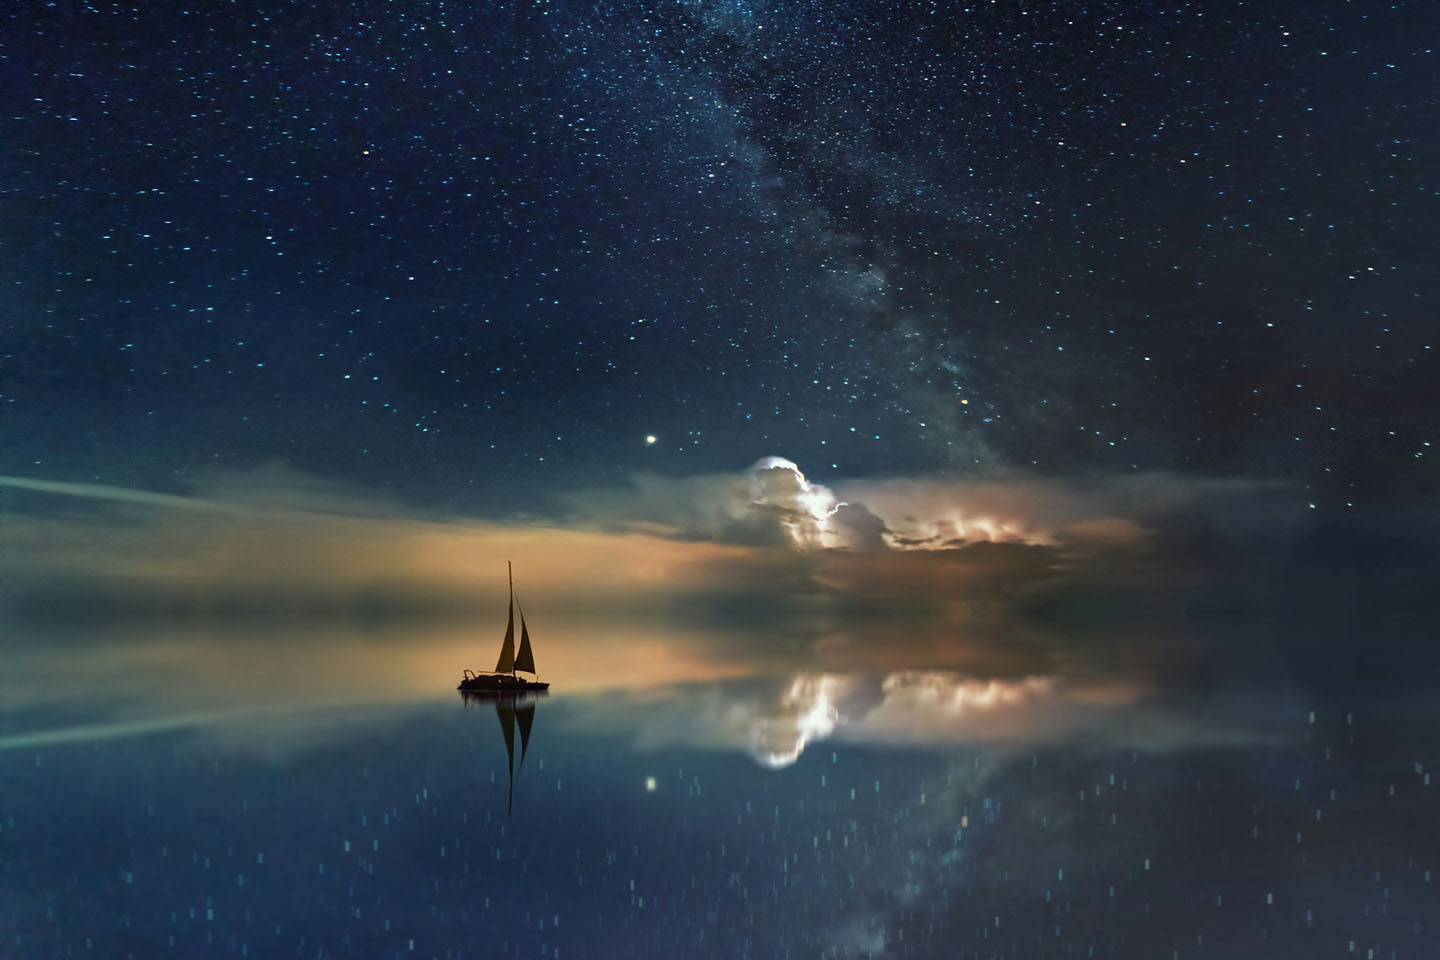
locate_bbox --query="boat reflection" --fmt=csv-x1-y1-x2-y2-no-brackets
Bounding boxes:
460,689,549,815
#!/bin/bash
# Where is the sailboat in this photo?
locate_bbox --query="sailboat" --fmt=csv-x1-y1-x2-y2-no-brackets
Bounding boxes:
458,561,551,692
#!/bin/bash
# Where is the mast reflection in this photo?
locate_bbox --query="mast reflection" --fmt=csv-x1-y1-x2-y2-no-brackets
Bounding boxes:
460,689,548,815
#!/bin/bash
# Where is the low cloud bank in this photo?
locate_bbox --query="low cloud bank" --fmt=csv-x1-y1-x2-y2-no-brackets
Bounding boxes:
562,456,1299,551
2,459,1435,694
0,459,1282,636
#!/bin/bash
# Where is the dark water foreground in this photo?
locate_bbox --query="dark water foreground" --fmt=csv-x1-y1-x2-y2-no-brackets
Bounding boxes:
1,688,1435,960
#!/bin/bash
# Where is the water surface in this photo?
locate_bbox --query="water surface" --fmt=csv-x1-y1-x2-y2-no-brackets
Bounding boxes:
2,622,1436,959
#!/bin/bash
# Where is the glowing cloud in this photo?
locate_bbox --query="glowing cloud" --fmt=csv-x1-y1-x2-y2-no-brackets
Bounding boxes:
748,456,847,548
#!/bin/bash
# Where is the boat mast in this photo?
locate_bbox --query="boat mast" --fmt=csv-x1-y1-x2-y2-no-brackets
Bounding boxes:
494,561,516,676
508,560,515,677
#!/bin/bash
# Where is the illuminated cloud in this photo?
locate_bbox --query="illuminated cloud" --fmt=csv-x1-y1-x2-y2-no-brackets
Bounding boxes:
2,457,1405,765
0,459,1304,626
559,456,851,549
0,459,1316,703
563,457,1301,556
5,457,1387,716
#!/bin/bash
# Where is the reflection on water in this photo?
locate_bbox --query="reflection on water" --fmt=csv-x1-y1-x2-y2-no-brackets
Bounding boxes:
0,613,1298,760
0,619,758,753
1,622,1436,958
2,691,1437,958
461,690,548,816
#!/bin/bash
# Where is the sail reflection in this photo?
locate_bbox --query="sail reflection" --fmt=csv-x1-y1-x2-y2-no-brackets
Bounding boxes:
461,689,548,815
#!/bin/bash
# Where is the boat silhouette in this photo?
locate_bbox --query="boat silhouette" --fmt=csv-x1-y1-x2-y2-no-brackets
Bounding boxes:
458,561,550,693
461,689,547,815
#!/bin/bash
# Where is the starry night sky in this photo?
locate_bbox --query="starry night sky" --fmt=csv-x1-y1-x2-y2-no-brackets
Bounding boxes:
5,0,1436,510
5,8,1440,951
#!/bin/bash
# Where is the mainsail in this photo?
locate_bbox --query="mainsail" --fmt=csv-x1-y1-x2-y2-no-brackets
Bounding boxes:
494,561,516,673
495,602,515,673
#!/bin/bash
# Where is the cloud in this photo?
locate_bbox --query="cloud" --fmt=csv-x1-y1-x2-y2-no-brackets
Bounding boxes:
0,473,260,515
0,458,1317,670
560,456,847,549
0,465,777,621
4,457,1432,710
0,464,405,518
6,459,1434,770
561,457,1303,556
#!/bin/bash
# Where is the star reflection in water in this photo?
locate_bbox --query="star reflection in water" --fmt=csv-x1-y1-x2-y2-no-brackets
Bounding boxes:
0,623,1435,958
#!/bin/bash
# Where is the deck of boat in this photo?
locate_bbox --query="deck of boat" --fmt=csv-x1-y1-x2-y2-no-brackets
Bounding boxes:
457,673,550,692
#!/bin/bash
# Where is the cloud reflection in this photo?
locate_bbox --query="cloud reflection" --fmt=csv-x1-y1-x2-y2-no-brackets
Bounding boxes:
3,459,1430,761
748,674,845,768
0,618,763,752
569,666,1301,770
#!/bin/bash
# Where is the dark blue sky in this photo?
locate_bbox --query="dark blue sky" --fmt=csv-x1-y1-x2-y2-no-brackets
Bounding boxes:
2,0,1436,509
6,9,1440,954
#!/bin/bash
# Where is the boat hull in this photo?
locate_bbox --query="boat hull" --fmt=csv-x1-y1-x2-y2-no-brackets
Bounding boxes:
458,673,550,692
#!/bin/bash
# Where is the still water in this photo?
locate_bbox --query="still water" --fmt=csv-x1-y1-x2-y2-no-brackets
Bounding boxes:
1,623,1436,959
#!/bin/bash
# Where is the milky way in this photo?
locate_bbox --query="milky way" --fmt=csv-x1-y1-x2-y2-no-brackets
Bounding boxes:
3,0,1435,508
5,9,1440,957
